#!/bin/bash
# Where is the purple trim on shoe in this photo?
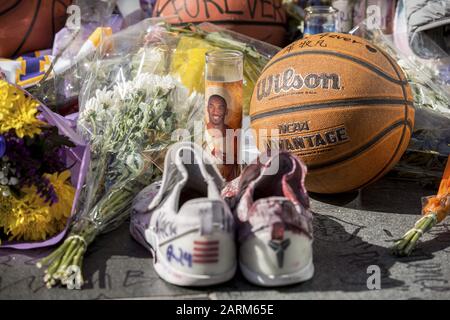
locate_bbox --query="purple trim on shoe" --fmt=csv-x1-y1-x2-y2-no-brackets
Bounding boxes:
129,182,161,253
130,212,153,253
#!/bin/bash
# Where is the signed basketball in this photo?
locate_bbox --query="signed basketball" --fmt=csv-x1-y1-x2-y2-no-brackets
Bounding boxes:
0,0,71,58
153,0,287,47
250,33,415,194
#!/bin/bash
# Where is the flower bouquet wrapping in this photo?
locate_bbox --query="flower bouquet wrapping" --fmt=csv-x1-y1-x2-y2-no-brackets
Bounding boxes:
37,18,278,289
0,79,88,249
37,19,205,289
162,22,279,115
350,20,450,185
82,20,277,115
350,20,450,255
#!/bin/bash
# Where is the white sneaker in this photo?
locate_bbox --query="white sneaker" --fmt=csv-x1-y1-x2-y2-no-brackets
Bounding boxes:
131,142,236,286
223,152,314,287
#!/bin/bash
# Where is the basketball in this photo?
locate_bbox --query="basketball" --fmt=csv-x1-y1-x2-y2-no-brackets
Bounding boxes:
0,0,71,58
153,0,287,47
249,33,415,194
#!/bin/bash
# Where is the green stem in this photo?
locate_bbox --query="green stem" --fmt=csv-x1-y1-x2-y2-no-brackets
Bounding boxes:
404,231,422,254
72,245,85,269
394,231,413,251
58,240,82,271
37,238,71,268
58,239,78,267
392,213,438,256
46,254,64,278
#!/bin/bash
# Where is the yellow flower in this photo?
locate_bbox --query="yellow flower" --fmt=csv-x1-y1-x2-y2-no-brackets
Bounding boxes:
44,170,76,231
0,79,45,138
0,171,75,242
170,37,216,94
0,193,55,241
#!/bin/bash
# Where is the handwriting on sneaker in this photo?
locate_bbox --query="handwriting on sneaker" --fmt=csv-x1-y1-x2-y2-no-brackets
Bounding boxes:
166,245,193,268
156,218,177,239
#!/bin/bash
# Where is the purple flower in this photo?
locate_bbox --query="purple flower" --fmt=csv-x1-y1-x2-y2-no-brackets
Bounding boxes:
0,135,5,158
4,127,71,205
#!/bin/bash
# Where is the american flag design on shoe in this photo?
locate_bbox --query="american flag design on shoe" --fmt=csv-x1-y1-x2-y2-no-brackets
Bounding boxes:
193,240,219,264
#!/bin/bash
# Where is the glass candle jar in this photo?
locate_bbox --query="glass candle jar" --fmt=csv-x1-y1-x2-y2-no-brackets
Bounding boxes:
332,0,353,32
204,50,243,181
304,6,339,35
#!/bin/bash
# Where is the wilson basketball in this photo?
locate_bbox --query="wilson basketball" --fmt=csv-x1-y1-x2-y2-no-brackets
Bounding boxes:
250,33,415,194
0,0,71,58
153,0,287,47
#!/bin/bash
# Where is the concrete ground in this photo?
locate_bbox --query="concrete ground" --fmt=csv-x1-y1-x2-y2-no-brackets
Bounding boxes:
1,177,449,300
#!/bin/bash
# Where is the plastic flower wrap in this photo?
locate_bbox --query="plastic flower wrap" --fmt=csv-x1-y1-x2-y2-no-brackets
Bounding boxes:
0,79,88,248
135,21,278,115
350,19,450,185
37,19,278,289
350,19,450,255
37,19,204,289
170,23,279,115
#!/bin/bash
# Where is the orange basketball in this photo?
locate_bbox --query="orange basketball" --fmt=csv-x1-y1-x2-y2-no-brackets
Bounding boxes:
250,33,415,194
0,0,71,58
153,0,287,47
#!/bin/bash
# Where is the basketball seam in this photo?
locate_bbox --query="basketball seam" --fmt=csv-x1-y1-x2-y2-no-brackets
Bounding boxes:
11,0,41,58
359,49,411,187
0,0,21,15
261,50,408,85
307,119,413,171
56,0,68,7
250,98,414,122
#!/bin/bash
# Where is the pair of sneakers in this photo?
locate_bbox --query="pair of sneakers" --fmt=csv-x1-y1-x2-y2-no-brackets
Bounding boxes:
130,142,314,287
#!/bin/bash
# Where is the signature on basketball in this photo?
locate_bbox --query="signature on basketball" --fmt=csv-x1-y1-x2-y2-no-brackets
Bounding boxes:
282,33,378,55
317,33,379,53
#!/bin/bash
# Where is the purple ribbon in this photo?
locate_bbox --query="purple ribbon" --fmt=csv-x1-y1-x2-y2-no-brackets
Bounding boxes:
0,135,5,158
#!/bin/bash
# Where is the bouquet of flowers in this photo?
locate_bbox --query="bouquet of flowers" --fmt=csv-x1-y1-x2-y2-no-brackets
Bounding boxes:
0,79,86,247
393,156,450,256
90,21,277,115
37,19,277,289
350,20,450,185
37,18,204,288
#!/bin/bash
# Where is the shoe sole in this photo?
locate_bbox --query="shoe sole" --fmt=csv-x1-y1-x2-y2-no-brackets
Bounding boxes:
147,230,236,287
154,253,237,287
239,258,314,287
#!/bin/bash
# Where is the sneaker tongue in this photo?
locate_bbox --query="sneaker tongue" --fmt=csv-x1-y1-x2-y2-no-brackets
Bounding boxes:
149,142,225,211
148,149,188,211
148,143,204,211
251,152,310,208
